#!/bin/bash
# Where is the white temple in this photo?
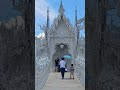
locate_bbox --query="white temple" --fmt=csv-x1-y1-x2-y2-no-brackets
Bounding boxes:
46,1,78,70
36,1,84,71
35,2,85,88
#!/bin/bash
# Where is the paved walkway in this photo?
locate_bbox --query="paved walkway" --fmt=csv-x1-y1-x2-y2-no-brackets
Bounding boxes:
42,72,85,90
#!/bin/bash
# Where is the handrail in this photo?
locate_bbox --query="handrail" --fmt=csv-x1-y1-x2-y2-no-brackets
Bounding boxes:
75,56,85,86
35,57,51,90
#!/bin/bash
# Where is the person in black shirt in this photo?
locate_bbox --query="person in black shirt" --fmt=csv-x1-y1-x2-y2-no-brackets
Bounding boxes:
55,58,59,72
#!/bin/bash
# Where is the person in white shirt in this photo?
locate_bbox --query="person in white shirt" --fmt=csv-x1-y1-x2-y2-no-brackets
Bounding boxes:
59,57,66,79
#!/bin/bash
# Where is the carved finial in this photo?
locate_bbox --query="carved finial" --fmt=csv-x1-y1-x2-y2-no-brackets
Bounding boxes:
75,6,77,27
47,7,49,28
59,0,65,15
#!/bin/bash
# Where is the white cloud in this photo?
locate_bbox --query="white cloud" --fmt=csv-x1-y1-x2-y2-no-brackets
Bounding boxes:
37,33,42,38
37,33,45,39
35,0,57,22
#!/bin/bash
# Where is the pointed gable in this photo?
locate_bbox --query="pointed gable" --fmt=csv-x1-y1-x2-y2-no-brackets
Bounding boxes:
50,1,74,38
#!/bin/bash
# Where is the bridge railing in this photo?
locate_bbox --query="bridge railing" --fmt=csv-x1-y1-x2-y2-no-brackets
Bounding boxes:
75,56,85,86
35,57,51,90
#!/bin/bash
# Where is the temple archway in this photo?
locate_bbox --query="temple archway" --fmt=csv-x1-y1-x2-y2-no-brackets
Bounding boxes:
52,43,72,71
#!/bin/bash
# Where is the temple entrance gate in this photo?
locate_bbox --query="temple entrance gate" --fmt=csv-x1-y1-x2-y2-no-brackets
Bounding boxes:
52,43,72,71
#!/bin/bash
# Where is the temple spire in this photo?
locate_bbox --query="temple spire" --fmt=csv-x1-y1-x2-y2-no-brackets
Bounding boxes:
47,7,49,28
59,0,65,15
75,7,77,27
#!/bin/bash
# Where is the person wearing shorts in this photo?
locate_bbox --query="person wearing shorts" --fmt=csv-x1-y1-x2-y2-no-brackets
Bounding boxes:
70,64,74,79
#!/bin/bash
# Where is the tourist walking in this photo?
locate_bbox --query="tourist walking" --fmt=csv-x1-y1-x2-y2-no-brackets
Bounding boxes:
59,57,66,79
70,64,74,79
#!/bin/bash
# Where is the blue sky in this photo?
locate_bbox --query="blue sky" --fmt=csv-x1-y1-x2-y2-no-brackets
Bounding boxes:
35,0,85,36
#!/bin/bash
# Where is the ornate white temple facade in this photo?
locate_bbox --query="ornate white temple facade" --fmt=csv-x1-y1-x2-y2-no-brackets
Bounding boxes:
38,1,84,71
46,2,78,69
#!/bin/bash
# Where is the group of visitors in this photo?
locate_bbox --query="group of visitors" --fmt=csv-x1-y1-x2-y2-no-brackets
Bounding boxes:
55,57,74,79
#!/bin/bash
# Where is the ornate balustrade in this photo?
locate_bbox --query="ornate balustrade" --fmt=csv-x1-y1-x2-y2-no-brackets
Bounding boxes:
75,56,85,86
35,57,51,90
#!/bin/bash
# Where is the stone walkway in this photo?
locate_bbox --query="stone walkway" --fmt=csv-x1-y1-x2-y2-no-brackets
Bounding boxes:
42,72,85,90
